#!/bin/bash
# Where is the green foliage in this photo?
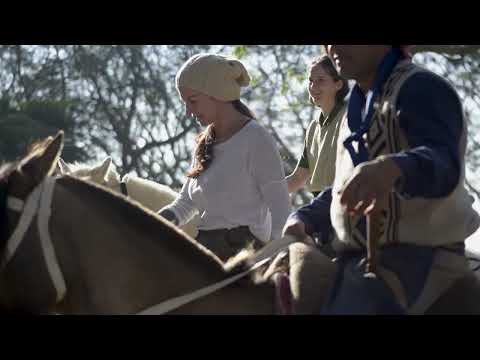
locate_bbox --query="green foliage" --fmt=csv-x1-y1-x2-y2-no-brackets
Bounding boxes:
249,74,261,88
232,45,247,59
280,81,289,96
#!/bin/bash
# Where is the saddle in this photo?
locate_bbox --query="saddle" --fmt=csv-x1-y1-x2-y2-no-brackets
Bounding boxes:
267,243,480,315
262,250,293,315
263,242,337,315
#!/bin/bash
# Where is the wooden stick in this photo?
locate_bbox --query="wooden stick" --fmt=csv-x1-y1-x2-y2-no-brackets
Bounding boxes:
365,210,382,277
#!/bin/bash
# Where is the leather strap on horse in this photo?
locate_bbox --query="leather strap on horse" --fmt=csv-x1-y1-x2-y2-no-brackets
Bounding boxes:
37,178,67,303
120,181,128,197
4,178,66,304
137,235,301,315
2,185,42,269
137,257,272,315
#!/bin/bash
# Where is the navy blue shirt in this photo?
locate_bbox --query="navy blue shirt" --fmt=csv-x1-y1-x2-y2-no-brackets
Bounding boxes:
392,72,463,199
291,71,464,238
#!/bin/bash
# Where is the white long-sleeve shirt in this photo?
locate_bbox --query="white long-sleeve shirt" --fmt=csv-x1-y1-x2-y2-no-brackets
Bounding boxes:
161,120,291,243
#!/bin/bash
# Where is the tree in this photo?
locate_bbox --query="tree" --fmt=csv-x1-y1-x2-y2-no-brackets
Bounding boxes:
0,97,86,163
413,45,480,200
0,45,478,205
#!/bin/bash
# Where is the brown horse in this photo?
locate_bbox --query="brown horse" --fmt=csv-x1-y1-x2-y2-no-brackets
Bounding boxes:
0,132,277,314
1,132,479,315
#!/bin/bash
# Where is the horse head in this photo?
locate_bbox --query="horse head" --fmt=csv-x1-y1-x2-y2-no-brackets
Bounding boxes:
0,131,64,313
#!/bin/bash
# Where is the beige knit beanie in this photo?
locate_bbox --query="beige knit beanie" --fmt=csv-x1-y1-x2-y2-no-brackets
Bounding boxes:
175,53,251,101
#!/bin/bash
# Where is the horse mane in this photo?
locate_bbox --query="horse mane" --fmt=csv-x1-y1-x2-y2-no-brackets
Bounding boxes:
63,162,94,173
57,175,227,279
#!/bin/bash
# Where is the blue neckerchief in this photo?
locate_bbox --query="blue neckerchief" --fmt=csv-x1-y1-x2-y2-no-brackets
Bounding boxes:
342,47,404,242
343,47,404,166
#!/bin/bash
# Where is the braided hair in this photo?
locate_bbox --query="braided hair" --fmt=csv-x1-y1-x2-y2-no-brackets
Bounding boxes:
186,100,256,178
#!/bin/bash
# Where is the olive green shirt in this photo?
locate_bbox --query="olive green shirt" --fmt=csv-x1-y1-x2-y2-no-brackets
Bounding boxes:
297,101,347,194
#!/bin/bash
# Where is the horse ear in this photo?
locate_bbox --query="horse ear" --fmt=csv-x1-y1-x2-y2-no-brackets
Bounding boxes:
40,131,64,177
20,131,64,183
57,157,73,175
92,156,112,182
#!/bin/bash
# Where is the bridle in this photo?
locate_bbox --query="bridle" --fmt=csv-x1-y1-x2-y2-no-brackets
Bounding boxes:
2,176,66,304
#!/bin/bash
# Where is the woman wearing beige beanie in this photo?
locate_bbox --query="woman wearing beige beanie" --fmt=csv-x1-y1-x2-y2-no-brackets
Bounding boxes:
159,53,291,262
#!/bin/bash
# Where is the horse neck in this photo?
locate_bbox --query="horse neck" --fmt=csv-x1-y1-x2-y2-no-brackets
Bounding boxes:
51,178,228,314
